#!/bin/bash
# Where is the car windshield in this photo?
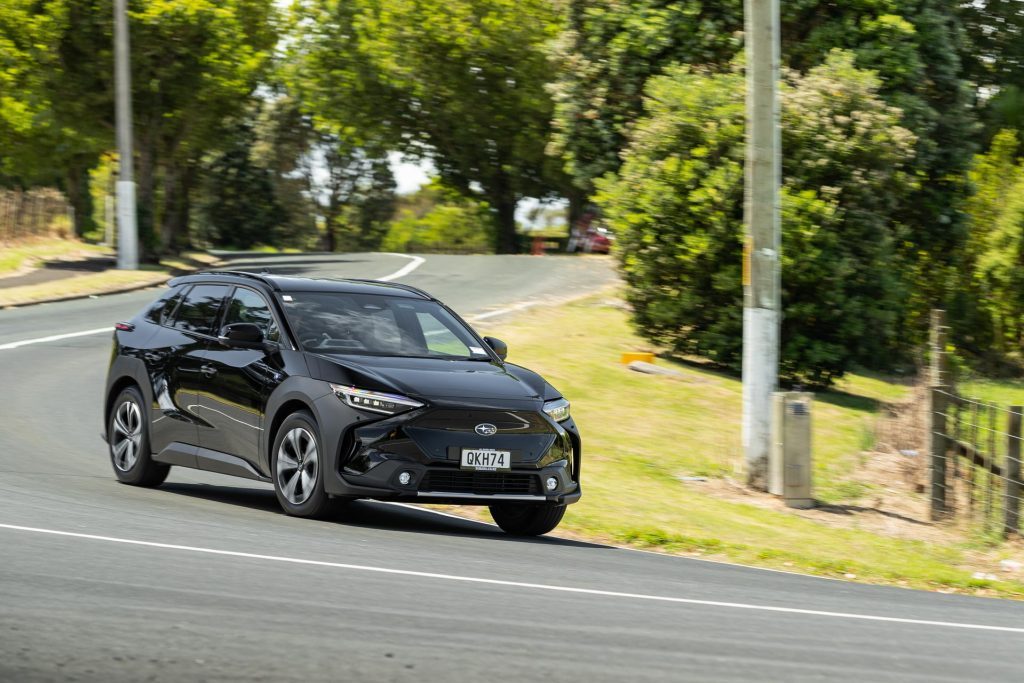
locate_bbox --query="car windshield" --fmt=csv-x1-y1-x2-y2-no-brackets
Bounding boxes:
279,291,490,359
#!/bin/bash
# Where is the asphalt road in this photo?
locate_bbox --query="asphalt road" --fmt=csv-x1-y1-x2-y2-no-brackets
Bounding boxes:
1,252,1022,682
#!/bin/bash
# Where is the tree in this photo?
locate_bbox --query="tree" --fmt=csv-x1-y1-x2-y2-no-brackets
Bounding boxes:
333,156,397,252
201,123,284,250
382,180,494,253
295,0,566,253
0,1,279,253
555,0,976,350
547,0,741,199
596,53,916,385
959,130,1024,362
251,91,397,252
251,95,320,250
128,0,279,254
0,0,111,236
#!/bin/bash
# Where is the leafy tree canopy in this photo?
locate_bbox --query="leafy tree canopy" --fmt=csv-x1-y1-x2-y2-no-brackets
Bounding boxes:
294,0,566,252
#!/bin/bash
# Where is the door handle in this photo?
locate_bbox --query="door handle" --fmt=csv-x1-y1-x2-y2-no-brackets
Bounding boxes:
200,364,218,378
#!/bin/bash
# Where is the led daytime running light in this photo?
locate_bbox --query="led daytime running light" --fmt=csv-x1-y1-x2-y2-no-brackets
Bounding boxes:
330,384,424,415
543,398,571,422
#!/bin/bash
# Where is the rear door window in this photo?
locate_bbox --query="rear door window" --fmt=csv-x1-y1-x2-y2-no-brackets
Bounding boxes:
170,284,230,336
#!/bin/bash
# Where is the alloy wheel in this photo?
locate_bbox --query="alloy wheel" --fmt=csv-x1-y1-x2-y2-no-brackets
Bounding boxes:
111,400,143,472
276,427,319,505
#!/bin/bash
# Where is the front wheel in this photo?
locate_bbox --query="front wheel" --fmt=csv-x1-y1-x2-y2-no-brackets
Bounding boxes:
271,411,332,518
108,386,169,487
488,503,566,536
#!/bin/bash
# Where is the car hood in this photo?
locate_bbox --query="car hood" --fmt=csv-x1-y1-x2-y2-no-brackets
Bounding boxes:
308,353,548,402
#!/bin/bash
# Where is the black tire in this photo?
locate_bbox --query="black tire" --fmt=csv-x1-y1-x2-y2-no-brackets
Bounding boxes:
108,386,169,487
489,503,566,536
271,410,332,518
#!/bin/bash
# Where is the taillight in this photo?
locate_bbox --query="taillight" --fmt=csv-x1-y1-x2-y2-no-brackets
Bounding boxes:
115,322,135,332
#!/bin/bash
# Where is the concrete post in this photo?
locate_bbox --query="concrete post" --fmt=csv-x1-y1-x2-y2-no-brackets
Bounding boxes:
742,0,782,490
114,0,138,269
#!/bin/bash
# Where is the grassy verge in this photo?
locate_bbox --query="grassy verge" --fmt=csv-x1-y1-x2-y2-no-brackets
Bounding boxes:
0,248,221,307
0,238,109,275
0,268,170,307
452,292,1024,598
959,378,1024,407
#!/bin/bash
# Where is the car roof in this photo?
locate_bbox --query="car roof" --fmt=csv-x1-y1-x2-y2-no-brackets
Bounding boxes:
167,271,431,299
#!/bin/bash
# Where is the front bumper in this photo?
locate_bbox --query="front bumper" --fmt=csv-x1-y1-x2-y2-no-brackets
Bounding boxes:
318,400,582,506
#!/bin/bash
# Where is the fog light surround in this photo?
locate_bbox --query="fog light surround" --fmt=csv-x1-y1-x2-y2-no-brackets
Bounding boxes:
545,477,558,491
398,471,413,486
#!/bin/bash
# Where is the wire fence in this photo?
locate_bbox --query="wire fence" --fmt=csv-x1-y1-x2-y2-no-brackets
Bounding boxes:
0,188,72,242
929,388,1022,537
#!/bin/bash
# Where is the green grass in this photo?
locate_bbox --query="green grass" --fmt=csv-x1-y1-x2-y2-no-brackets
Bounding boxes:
0,238,109,275
959,378,1024,408
467,293,1024,597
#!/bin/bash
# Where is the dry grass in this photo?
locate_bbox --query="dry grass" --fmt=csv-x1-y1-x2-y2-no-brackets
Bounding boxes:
0,269,170,307
0,238,110,276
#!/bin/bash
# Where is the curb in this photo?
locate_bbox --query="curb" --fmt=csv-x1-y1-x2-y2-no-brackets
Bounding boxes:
0,257,226,310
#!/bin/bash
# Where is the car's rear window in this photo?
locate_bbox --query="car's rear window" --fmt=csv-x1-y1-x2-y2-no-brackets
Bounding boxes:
279,291,488,359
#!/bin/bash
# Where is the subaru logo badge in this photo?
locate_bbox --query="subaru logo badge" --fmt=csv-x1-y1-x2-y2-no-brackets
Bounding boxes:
475,423,497,436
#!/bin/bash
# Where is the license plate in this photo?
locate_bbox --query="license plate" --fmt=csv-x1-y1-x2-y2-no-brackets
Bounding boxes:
460,448,511,471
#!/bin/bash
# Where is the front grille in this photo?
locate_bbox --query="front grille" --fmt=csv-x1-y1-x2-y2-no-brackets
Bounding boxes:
422,470,540,495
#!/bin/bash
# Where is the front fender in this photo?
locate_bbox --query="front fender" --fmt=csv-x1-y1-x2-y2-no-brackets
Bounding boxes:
261,377,335,475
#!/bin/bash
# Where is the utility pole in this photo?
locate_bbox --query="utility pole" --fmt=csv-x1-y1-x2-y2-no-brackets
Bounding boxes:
114,0,138,269
742,0,781,489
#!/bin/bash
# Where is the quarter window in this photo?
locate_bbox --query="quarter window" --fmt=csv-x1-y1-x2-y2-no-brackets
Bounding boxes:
170,284,230,336
144,285,185,326
222,288,280,341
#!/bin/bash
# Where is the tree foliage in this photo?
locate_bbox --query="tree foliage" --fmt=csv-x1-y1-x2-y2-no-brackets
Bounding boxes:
959,130,1024,364
200,123,284,250
597,52,916,384
295,0,565,252
382,180,494,253
547,0,741,196
0,1,279,252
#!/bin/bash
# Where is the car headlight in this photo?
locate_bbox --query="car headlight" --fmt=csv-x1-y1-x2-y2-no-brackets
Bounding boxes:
543,398,571,422
330,384,424,415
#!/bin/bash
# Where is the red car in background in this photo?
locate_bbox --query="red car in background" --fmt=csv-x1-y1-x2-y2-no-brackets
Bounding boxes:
567,209,614,254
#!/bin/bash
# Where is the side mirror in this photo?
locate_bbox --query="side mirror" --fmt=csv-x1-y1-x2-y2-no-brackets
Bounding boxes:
483,336,508,361
219,322,264,348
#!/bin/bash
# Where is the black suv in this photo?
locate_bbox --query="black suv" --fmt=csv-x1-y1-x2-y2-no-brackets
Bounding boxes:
103,272,581,535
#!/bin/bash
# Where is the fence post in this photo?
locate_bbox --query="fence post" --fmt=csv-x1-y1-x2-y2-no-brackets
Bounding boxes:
1006,406,1022,537
929,309,949,388
930,387,949,520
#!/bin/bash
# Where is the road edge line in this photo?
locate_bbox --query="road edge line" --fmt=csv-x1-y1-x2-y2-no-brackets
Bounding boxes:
2,522,1022,634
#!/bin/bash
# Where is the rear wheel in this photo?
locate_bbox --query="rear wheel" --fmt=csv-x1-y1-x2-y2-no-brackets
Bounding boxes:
108,386,169,487
489,503,566,536
271,411,332,518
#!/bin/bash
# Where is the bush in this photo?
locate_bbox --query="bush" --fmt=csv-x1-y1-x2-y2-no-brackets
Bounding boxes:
596,51,916,385
382,181,494,253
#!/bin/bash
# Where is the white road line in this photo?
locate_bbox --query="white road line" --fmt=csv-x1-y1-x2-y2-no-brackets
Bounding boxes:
468,301,537,322
0,327,111,350
377,254,426,281
0,255,427,351
2,522,1021,634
